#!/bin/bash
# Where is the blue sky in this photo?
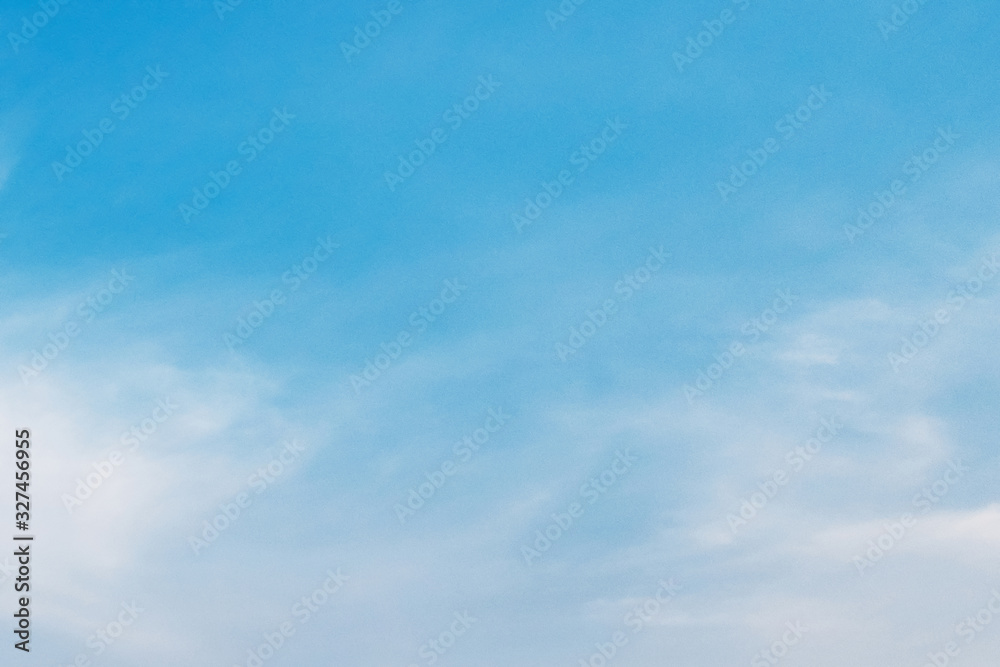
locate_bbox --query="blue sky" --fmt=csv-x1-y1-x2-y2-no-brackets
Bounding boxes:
2,0,1000,665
